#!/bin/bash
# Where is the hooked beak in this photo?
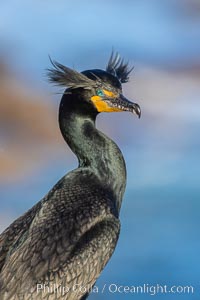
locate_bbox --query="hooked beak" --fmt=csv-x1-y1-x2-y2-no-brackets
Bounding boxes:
112,94,141,118
91,93,141,117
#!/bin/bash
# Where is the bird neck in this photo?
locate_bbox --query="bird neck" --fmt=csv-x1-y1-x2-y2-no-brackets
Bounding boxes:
59,92,127,213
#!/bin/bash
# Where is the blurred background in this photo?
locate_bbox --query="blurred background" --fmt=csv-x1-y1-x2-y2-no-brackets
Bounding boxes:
0,0,200,299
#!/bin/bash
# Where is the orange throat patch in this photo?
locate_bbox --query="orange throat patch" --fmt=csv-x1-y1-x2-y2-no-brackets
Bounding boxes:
91,89,120,112
91,95,121,112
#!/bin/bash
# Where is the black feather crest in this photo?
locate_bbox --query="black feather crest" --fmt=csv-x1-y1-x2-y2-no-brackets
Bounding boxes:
106,51,133,83
47,57,97,89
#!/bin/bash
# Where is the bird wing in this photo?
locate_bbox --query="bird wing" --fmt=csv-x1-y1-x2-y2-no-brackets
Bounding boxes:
0,201,42,272
0,170,120,300
0,175,63,273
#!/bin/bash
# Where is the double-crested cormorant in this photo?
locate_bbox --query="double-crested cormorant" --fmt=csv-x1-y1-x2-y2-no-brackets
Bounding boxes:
0,52,141,300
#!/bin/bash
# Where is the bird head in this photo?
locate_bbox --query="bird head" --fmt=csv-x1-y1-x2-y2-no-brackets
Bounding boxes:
47,52,141,118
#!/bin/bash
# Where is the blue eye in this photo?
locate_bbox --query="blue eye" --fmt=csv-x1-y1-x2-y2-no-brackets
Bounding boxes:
96,89,104,97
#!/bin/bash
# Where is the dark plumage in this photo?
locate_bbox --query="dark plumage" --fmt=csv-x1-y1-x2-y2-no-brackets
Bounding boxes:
0,52,141,300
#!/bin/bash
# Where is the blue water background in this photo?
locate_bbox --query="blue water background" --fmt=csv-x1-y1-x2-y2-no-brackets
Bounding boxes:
0,1,200,299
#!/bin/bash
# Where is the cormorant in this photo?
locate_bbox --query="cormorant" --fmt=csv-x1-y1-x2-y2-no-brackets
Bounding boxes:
0,52,141,300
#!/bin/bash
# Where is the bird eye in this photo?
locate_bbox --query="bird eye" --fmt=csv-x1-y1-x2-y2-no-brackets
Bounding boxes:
96,89,104,97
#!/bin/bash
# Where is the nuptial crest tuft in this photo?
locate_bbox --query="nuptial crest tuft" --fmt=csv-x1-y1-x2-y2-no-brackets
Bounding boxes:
47,57,97,90
106,51,133,83
47,52,133,89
